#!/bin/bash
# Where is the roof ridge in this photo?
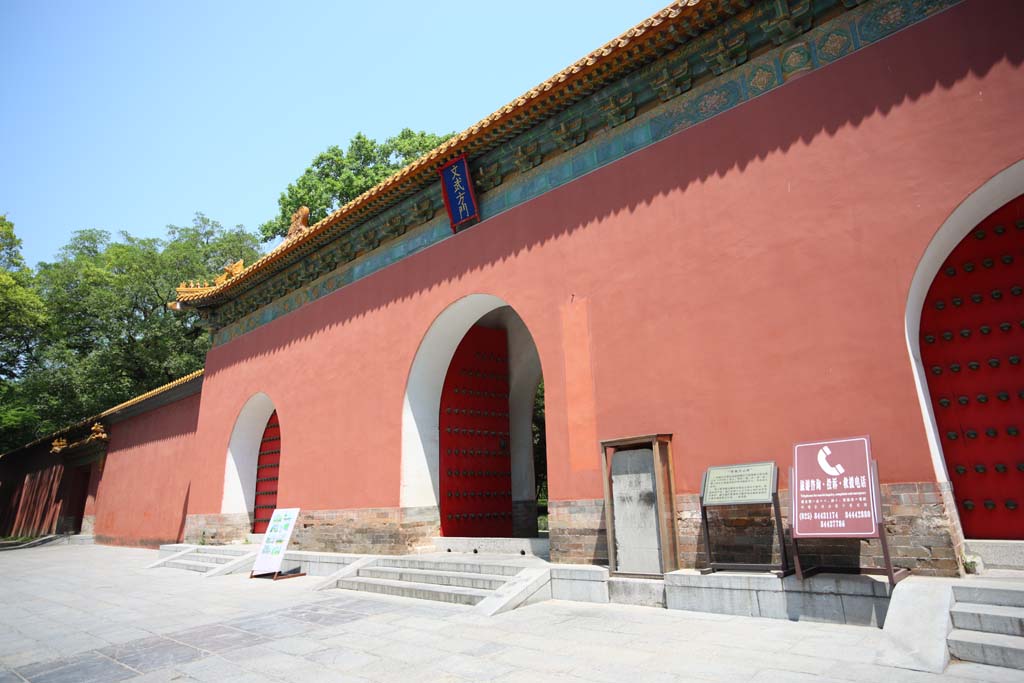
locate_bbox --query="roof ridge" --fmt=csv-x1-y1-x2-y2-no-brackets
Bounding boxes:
0,369,205,459
179,0,710,305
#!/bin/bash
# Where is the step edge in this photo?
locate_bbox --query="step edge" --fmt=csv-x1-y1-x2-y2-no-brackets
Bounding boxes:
337,576,491,597
948,628,1024,648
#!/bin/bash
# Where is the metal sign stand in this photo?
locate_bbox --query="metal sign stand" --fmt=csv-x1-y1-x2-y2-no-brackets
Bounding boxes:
250,568,305,581
790,461,908,586
699,467,792,577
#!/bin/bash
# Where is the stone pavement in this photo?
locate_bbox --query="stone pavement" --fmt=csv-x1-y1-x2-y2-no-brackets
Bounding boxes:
0,545,1021,683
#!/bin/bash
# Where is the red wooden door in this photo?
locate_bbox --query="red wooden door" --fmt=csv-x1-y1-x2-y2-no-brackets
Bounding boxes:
439,326,513,537
253,411,281,533
920,193,1024,539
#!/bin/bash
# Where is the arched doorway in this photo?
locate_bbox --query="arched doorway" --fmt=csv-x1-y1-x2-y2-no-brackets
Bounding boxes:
402,295,547,539
222,393,280,534
253,411,281,533
440,325,512,536
917,192,1024,540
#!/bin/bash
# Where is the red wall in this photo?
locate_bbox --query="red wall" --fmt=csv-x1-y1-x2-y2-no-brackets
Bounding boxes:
180,0,1023,514
93,393,201,547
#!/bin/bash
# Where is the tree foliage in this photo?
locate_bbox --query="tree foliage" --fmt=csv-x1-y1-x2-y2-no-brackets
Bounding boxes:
258,128,452,241
1,127,446,453
0,216,46,382
0,214,261,453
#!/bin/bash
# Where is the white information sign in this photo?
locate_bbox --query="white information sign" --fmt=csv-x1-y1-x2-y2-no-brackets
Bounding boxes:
251,508,300,576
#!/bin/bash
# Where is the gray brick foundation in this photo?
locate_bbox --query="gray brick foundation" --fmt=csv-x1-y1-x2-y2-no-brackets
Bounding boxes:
183,512,251,545
549,498,607,565
80,515,95,535
676,481,962,577
287,506,439,554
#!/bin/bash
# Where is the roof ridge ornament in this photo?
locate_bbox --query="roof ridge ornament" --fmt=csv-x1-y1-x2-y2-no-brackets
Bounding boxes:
287,206,311,241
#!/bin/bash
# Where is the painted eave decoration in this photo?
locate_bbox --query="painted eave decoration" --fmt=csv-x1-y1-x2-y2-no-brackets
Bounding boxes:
0,369,205,461
173,0,730,308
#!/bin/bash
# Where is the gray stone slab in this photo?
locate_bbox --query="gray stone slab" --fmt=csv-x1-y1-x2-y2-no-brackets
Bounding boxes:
666,587,758,616
16,652,135,683
608,577,665,608
284,607,366,626
306,645,381,672
223,614,316,637
840,594,889,627
105,639,204,673
165,624,265,653
551,578,609,603
874,579,953,674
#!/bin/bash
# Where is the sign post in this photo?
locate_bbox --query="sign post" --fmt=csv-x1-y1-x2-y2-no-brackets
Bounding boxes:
699,462,791,577
790,437,908,585
250,508,305,581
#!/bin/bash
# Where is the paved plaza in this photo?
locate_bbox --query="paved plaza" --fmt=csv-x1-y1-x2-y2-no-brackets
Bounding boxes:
0,544,1021,683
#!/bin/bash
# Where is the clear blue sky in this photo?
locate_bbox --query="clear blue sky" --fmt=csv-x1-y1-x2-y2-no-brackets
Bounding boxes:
1,1,669,267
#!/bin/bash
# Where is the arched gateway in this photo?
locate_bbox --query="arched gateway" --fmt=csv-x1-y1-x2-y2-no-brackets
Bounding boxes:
222,393,282,534
402,295,546,539
439,325,513,537
917,191,1024,540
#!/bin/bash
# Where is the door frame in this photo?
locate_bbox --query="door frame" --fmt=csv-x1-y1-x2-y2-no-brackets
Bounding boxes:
600,434,679,575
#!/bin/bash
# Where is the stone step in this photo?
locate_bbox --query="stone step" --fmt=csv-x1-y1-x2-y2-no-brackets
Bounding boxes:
193,546,254,557
336,576,489,606
359,566,509,590
948,629,1024,670
374,557,522,577
952,603,1024,637
189,552,244,565
164,559,220,573
954,584,1024,609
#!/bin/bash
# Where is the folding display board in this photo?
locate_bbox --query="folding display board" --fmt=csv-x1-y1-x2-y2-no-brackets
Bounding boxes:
250,508,305,580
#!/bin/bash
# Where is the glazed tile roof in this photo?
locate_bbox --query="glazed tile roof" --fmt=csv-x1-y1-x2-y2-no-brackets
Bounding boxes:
0,370,204,459
178,0,729,307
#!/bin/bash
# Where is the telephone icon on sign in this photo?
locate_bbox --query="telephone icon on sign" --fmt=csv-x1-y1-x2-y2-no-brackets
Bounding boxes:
817,446,845,476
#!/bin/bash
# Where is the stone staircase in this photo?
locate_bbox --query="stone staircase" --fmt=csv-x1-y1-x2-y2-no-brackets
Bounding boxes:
948,582,1024,670
335,557,525,606
152,545,256,576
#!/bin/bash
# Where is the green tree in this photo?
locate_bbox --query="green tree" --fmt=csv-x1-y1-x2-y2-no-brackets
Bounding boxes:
259,128,452,241
0,214,261,453
0,216,45,380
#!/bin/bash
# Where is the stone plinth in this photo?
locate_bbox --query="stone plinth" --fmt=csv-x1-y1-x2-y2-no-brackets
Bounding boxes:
665,570,894,626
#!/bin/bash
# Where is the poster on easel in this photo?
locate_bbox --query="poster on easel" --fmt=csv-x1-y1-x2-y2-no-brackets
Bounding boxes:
251,508,303,580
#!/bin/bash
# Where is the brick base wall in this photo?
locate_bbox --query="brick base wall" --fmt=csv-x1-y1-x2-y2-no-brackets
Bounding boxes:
288,506,439,554
80,515,95,535
184,512,251,545
676,481,962,577
177,481,961,577
549,498,607,564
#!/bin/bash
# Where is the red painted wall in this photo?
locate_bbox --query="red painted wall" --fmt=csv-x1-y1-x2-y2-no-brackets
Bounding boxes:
0,448,66,537
180,0,1023,514
93,393,201,547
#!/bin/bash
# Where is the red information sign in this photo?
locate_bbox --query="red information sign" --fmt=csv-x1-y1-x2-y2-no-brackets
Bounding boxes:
792,436,877,538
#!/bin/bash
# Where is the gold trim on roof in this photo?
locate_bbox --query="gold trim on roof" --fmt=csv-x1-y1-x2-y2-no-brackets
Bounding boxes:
176,0,715,306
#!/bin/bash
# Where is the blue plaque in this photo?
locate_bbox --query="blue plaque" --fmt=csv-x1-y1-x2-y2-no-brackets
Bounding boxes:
438,155,480,231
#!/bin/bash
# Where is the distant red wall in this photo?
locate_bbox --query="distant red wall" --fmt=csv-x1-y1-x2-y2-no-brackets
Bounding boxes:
0,445,97,537
173,0,1024,513
93,393,201,547
0,448,65,537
